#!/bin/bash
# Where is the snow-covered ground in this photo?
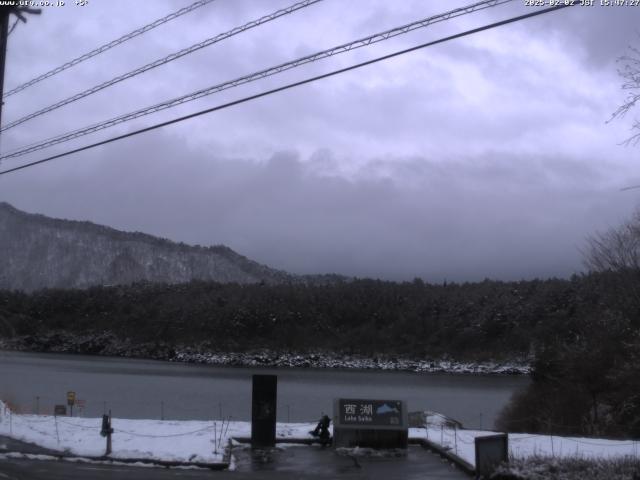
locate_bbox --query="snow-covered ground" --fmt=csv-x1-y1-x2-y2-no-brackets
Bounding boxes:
423,424,640,468
2,400,637,469
0,401,316,464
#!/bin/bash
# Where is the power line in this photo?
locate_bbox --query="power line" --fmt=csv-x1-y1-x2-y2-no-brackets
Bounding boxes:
0,0,513,160
0,0,323,133
2,0,217,99
0,3,575,177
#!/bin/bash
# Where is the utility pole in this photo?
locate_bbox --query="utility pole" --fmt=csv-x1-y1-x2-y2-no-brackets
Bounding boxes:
0,6,11,129
0,3,41,128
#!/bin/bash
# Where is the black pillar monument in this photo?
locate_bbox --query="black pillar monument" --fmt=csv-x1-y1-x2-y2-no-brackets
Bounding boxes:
251,374,277,447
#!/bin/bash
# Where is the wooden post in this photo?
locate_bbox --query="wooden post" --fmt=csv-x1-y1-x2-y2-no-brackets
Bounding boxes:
101,410,113,456
106,410,112,455
425,413,429,440
454,424,458,455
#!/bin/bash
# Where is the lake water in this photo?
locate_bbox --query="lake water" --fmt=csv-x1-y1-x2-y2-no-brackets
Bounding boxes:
0,350,528,429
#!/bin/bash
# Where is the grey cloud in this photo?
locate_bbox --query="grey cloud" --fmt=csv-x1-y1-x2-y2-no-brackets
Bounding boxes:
1,130,635,282
549,6,639,68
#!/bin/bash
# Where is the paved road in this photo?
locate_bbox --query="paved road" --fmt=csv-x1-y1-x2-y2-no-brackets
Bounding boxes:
0,437,63,457
0,445,469,479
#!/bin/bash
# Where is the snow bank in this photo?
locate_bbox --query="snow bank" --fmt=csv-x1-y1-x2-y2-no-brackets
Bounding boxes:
4,399,636,470
494,456,640,480
508,433,640,461
0,400,317,464
422,424,640,468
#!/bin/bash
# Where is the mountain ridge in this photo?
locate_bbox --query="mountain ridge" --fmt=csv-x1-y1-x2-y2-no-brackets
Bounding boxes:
0,202,293,291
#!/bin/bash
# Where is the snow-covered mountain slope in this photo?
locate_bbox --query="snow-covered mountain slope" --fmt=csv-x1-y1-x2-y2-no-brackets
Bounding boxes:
0,202,291,291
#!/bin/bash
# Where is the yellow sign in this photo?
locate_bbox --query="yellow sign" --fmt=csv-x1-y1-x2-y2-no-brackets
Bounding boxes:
67,391,76,406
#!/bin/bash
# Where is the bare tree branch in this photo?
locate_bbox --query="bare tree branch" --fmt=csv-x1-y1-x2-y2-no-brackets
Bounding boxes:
583,210,640,272
608,42,640,145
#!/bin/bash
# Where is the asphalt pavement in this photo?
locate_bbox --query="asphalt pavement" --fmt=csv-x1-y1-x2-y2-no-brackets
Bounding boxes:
0,444,469,479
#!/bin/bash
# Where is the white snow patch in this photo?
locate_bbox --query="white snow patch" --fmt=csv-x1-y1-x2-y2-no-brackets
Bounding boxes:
5,399,635,471
0,400,317,464
422,425,640,468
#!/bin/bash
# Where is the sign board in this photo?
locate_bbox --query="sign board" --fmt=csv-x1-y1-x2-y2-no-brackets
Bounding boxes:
76,399,86,409
333,398,408,449
338,399,404,427
54,405,67,416
475,433,508,477
67,391,76,406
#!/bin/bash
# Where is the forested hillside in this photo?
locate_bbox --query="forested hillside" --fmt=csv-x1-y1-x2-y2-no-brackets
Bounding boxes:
0,275,601,359
0,202,291,291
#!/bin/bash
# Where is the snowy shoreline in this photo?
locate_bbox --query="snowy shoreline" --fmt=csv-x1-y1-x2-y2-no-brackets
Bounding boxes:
0,333,530,375
169,349,531,375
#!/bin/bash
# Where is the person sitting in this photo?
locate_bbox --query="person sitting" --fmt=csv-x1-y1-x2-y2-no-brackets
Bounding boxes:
310,414,331,444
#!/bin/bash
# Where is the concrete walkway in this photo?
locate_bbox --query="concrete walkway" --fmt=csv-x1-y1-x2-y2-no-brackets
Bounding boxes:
0,444,469,479
233,444,469,478
0,435,64,456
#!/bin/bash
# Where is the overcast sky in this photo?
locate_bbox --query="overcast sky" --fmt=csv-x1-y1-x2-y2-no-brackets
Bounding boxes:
1,0,639,281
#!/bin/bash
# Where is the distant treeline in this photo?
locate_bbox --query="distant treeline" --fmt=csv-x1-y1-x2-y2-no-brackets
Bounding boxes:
0,275,593,360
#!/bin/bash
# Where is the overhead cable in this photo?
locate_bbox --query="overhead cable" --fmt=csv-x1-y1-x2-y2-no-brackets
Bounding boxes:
0,0,323,132
0,0,513,157
0,4,575,177
2,0,217,99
